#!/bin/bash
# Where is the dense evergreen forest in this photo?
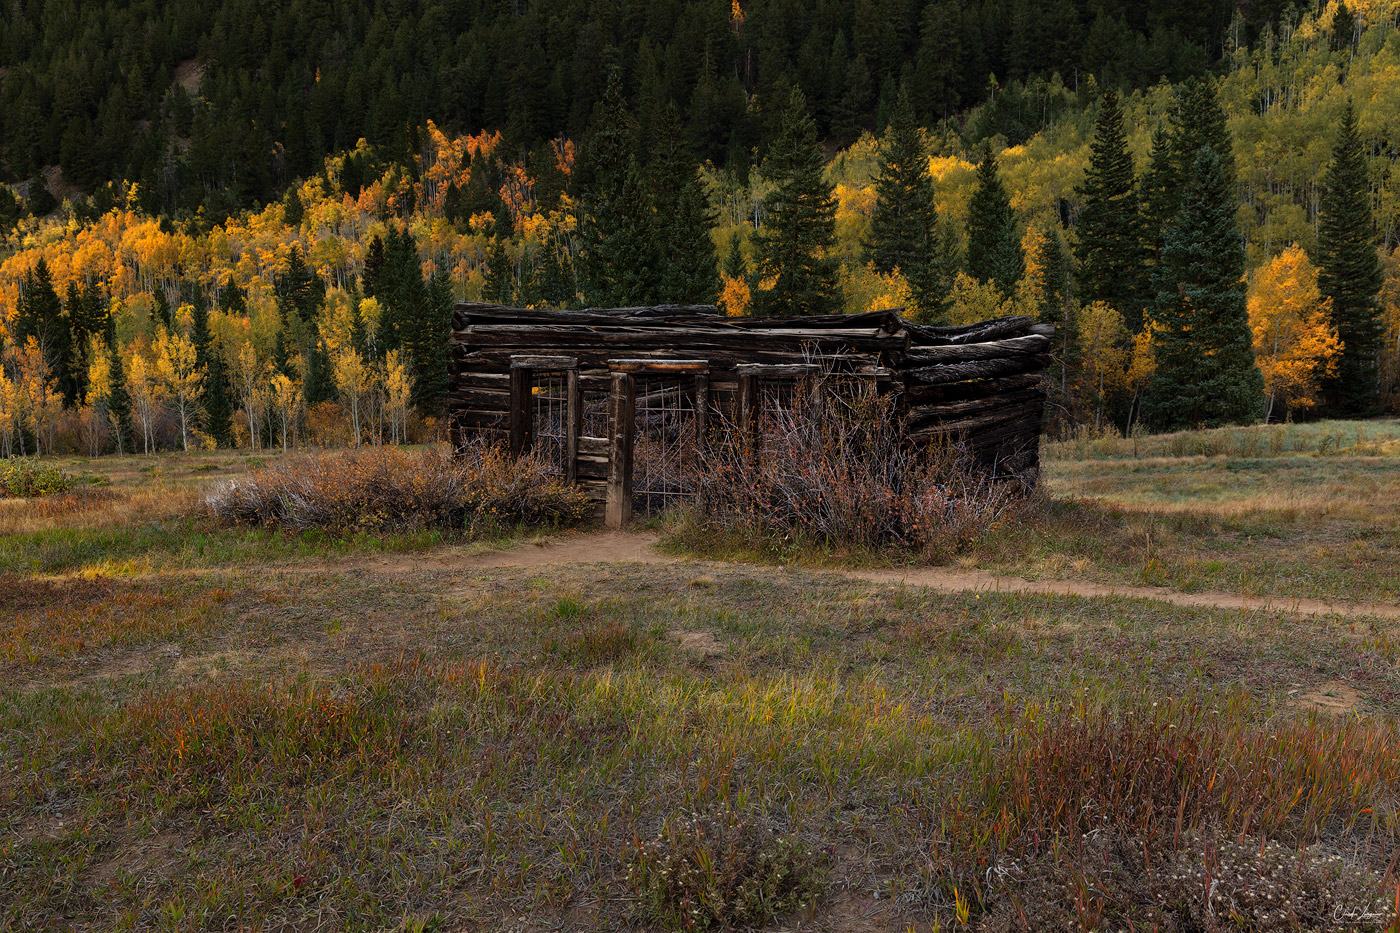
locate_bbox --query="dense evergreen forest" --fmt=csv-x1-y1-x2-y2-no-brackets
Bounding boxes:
1,0,1398,457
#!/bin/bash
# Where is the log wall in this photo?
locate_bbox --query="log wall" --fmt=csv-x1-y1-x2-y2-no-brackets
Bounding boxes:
448,302,1054,491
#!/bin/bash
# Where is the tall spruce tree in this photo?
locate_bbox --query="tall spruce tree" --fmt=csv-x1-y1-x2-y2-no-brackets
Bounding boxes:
484,239,514,304
1074,90,1150,330
17,259,76,404
965,148,1023,296
1171,80,1235,184
649,103,720,305
419,267,455,409
865,86,948,322
1035,228,1071,324
103,313,133,455
190,298,233,445
1143,147,1262,429
578,70,661,307
755,87,841,317
1140,122,1176,259
1317,99,1384,415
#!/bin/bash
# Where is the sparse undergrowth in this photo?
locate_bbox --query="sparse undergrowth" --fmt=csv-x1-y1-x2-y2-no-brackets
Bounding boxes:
628,809,824,931
205,443,590,534
3,655,1396,931
3,422,1399,930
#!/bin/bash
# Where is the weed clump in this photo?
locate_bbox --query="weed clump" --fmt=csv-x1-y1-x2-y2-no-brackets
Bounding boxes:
683,374,1029,561
0,459,77,498
628,810,824,931
205,443,589,534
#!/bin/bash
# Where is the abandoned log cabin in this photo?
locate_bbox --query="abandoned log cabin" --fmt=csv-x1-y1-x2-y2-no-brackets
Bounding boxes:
448,302,1055,527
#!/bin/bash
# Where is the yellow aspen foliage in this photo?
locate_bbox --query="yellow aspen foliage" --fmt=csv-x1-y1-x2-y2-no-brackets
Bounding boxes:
125,349,165,455
1246,244,1343,419
332,347,373,444
384,349,415,444
154,329,206,452
1075,301,1130,422
0,363,18,456
865,266,914,315
948,272,1035,325
718,275,752,317
319,288,361,357
230,340,269,451
358,297,384,354
1127,323,1158,399
86,337,113,403
12,338,62,455
269,371,300,451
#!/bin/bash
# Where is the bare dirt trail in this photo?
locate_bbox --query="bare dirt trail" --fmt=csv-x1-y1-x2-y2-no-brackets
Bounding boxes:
334,529,1400,621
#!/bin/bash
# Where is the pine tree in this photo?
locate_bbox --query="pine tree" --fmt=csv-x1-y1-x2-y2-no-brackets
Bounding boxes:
1317,99,1384,415
362,235,387,298
1171,80,1235,185
965,148,1022,297
190,299,232,445
649,103,720,305
418,267,454,409
1035,228,1071,324
1140,122,1176,259
1074,90,1150,331
104,315,133,455
219,280,248,315
578,70,661,307
484,238,514,304
865,86,948,322
755,87,841,317
1143,148,1262,429
17,259,75,404
274,245,326,323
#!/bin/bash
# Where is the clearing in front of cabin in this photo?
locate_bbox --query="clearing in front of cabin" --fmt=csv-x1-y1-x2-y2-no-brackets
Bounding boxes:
1,421,1398,931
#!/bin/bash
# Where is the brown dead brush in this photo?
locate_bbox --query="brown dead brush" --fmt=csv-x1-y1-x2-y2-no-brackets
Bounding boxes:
686,373,1031,561
205,443,590,534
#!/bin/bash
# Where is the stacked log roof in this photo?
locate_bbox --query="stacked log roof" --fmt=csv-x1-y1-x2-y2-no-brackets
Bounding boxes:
448,302,1054,483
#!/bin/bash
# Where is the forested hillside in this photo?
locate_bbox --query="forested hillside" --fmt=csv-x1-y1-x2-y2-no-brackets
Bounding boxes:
0,0,1253,217
1,0,1398,457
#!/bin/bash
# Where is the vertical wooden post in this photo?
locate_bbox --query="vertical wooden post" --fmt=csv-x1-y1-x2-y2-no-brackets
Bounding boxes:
736,372,759,460
606,370,636,529
508,366,532,457
693,373,709,448
565,368,581,485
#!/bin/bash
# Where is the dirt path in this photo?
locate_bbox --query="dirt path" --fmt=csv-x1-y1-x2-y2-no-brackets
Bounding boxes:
329,530,1400,620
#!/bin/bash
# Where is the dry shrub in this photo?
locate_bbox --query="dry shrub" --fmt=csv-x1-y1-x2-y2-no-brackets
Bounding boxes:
690,374,1029,561
205,443,590,534
933,699,1400,930
628,809,824,931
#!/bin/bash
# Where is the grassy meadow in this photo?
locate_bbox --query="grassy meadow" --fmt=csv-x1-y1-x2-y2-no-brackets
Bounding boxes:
2,421,1399,931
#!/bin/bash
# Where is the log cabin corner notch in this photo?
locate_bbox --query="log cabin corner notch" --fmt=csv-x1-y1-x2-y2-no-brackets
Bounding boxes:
448,302,1055,526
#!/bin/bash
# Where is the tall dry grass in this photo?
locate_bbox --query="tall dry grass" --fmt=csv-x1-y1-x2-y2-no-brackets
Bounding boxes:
685,375,1030,561
206,443,590,534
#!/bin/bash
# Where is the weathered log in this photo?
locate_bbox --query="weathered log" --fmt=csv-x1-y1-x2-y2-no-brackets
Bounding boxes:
734,363,820,378
908,400,1043,439
907,355,1049,385
901,372,1046,405
607,359,711,374
905,315,1036,346
510,355,579,370
902,334,1050,364
905,386,1047,425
